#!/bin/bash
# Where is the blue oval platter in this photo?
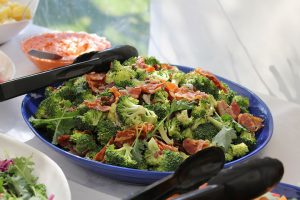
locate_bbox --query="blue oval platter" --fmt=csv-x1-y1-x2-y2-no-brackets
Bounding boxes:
21,65,273,184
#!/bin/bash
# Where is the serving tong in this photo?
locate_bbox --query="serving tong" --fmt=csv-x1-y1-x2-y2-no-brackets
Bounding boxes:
125,147,284,200
0,45,138,101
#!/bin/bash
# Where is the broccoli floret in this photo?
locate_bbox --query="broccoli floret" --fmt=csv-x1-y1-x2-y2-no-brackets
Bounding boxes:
147,100,193,140
233,95,250,113
70,131,97,155
85,146,102,160
144,138,187,171
155,150,187,172
56,76,93,104
145,103,170,121
123,57,137,66
182,128,193,139
216,84,236,104
117,95,158,126
191,98,215,119
176,110,194,127
181,73,220,99
105,60,137,87
219,114,247,133
193,122,220,141
225,150,234,162
225,143,249,161
105,144,138,168
158,124,174,145
75,109,106,132
136,68,147,80
106,103,117,124
35,95,72,119
238,131,256,150
97,119,119,146
44,86,56,97
166,118,183,141
152,89,169,104
230,143,249,157
144,56,160,66
144,137,161,166
149,70,170,81
171,71,185,85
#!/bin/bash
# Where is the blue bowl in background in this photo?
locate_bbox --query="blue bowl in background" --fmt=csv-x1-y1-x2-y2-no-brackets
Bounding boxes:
273,183,300,199
21,65,273,184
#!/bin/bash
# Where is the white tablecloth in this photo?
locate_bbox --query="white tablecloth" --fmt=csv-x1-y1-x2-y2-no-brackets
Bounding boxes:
1,24,300,200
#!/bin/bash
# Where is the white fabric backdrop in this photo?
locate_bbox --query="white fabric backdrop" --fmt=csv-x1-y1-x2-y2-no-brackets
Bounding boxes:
149,0,300,105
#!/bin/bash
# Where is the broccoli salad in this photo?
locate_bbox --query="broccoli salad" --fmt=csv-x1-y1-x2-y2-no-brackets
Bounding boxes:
0,156,51,200
30,56,264,171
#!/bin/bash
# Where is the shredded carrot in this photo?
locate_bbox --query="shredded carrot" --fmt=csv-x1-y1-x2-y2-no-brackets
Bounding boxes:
165,82,178,92
145,66,156,72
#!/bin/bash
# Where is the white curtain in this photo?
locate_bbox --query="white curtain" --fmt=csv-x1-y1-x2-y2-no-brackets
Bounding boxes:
149,0,300,104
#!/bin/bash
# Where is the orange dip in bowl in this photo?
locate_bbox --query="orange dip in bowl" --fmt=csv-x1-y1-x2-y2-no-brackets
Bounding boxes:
21,32,111,71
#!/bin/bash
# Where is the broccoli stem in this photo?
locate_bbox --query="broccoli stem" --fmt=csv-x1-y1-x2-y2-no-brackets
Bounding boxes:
207,116,223,130
33,116,75,123
147,114,169,139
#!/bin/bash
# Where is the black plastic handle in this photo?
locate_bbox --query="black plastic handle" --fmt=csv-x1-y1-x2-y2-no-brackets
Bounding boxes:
175,157,284,200
0,45,138,101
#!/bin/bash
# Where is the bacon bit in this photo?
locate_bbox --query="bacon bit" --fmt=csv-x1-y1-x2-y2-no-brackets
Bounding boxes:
100,95,115,106
136,57,149,69
114,129,136,147
84,99,111,112
94,146,107,162
174,87,208,101
109,86,122,101
114,123,154,147
126,86,142,99
136,123,155,138
216,100,241,120
194,68,228,92
155,138,178,152
142,82,165,94
57,135,71,148
85,72,106,93
145,66,156,72
182,138,210,155
161,64,174,70
230,101,241,120
216,100,235,118
238,113,264,132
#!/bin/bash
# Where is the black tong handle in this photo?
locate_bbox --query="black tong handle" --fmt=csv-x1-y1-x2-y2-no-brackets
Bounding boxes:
174,157,284,200
0,45,138,101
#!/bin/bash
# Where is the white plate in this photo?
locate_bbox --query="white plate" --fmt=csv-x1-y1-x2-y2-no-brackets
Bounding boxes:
0,133,71,200
0,50,15,82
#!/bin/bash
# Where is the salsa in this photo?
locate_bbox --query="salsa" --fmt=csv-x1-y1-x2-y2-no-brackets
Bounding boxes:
22,32,111,70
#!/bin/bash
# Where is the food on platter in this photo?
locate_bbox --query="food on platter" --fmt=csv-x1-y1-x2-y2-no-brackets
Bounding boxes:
21,32,111,70
255,192,287,200
0,156,53,200
0,0,31,24
29,56,264,172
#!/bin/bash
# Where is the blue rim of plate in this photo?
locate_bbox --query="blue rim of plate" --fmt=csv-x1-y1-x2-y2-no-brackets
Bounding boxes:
21,65,273,184
273,183,300,198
